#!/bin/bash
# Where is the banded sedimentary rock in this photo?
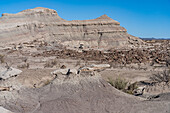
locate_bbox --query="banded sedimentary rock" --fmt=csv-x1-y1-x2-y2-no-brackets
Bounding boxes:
0,7,143,49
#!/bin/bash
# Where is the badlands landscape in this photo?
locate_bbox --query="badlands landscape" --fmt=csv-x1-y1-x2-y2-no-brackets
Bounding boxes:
0,7,170,113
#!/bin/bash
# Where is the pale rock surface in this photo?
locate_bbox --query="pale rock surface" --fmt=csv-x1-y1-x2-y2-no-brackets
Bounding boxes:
80,64,110,72
0,107,13,113
51,68,78,75
0,67,22,80
90,64,110,69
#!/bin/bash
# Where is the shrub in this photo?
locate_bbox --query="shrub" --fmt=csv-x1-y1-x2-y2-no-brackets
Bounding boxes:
126,82,138,94
44,59,58,68
107,77,128,91
150,69,170,84
43,80,51,86
107,77,114,86
75,60,81,67
107,77,138,95
21,57,28,63
166,59,170,67
0,54,4,63
17,63,29,69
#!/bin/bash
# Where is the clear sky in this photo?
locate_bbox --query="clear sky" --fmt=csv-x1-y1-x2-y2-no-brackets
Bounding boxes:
0,0,170,38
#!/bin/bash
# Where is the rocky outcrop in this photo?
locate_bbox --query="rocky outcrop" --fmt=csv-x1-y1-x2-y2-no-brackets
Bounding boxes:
0,7,143,49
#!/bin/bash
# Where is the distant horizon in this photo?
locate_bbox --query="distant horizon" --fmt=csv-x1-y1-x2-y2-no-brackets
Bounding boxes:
0,0,170,39
140,37,170,39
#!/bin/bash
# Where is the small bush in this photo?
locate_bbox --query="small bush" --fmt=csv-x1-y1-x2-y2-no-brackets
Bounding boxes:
60,65,66,69
126,82,138,94
166,59,170,67
44,59,58,68
107,77,138,94
150,69,170,84
21,57,28,63
43,80,51,86
17,63,29,69
0,54,4,63
75,60,81,67
107,77,128,91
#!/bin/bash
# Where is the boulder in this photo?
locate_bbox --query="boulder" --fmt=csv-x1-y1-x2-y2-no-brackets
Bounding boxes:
0,67,22,80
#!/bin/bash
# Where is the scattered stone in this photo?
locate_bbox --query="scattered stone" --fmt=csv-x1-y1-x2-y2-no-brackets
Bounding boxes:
60,65,66,69
0,86,11,91
79,44,84,49
147,95,160,100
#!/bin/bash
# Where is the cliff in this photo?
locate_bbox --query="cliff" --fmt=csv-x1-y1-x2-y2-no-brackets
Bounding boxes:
0,7,143,49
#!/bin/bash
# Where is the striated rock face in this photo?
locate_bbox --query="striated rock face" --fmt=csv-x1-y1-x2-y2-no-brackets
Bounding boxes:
0,7,143,49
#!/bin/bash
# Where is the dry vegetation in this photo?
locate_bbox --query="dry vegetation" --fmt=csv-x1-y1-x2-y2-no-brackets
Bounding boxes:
0,54,4,63
44,59,59,68
150,69,170,85
17,63,30,69
75,60,81,67
107,77,138,95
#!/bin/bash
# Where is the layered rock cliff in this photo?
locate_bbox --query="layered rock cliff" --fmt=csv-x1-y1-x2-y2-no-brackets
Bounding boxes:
0,7,143,49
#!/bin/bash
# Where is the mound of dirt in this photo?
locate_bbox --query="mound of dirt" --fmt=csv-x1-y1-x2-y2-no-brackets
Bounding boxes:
0,70,170,113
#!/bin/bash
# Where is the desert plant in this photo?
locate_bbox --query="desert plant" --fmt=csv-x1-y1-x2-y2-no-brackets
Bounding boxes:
126,82,138,94
60,65,66,69
21,57,28,63
166,59,170,67
43,80,51,86
150,69,170,85
107,77,128,91
75,60,81,67
17,63,29,69
107,77,114,86
107,77,138,95
0,54,4,63
44,59,58,68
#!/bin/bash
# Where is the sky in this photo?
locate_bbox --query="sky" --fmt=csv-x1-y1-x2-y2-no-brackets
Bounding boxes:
0,0,170,38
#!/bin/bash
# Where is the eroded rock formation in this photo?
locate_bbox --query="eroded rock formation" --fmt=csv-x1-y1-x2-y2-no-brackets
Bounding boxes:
0,7,143,49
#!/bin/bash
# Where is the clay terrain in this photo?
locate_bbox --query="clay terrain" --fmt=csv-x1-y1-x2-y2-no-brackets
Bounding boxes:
0,7,170,113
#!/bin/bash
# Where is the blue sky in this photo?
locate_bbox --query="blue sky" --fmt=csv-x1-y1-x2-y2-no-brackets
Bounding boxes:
0,0,170,38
